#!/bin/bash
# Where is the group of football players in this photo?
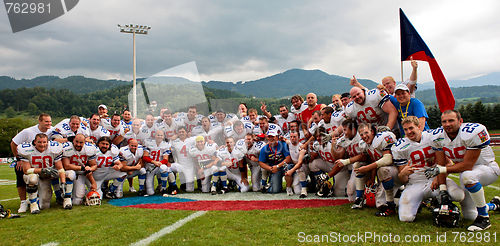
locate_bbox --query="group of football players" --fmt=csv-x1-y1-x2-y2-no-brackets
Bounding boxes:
6,63,500,231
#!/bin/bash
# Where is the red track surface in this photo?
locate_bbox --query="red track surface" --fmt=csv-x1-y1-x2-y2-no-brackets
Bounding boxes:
125,199,350,211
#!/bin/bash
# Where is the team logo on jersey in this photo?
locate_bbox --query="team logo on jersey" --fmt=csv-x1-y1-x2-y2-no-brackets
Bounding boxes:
384,135,394,144
380,89,387,97
478,130,488,143
433,137,444,143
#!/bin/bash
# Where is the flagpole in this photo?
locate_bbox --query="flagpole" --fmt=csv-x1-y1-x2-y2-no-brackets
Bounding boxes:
400,61,404,82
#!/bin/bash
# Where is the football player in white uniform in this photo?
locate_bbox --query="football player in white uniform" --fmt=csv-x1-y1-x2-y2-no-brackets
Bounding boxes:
224,120,246,142
191,116,224,144
183,106,201,133
354,123,400,216
11,113,55,213
88,114,110,144
393,116,465,222
216,137,249,192
189,136,223,194
170,127,197,192
425,110,500,231
327,119,364,204
91,137,126,199
142,130,177,196
285,131,308,197
119,139,146,196
344,87,398,130
261,104,296,134
123,119,146,145
309,127,349,197
140,114,158,143
52,115,90,143
290,95,308,120
102,114,129,146
17,134,67,213
62,134,98,205
156,110,182,140
233,134,266,192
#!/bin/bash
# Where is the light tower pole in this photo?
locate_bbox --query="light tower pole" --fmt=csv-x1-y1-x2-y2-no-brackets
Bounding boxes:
117,24,151,118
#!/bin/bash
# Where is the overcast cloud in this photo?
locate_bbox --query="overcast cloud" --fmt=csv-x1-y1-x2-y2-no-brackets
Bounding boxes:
1,0,499,84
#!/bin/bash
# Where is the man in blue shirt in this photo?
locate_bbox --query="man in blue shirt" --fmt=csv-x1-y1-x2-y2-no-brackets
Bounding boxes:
259,127,291,193
389,84,429,136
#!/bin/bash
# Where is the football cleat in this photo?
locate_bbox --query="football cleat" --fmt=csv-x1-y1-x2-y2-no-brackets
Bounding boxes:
489,196,500,212
137,189,147,197
105,191,117,199
116,190,123,199
168,185,179,195
467,216,491,231
30,202,40,214
351,197,364,209
261,183,271,194
63,198,72,210
375,203,396,217
219,188,228,194
18,200,28,213
299,190,308,198
211,186,217,195
129,186,137,193
286,187,293,196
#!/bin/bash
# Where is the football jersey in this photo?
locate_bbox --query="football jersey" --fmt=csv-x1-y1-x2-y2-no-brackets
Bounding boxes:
102,122,125,140
12,124,55,145
119,145,144,166
336,132,363,158
209,113,237,125
17,141,63,168
253,123,282,135
287,142,302,163
344,88,390,126
192,125,224,144
224,124,246,142
312,140,335,163
139,124,157,142
274,113,296,134
88,126,110,144
143,139,172,162
52,120,90,139
183,117,201,133
430,123,497,167
188,143,218,168
95,145,120,168
360,131,396,161
155,120,182,140
170,137,197,165
122,129,147,146
62,142,98,168
216,146,239,173
392,130,436,183
290,101,308,119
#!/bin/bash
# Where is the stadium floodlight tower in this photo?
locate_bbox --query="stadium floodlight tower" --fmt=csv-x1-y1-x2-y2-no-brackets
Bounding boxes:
117,24,151,118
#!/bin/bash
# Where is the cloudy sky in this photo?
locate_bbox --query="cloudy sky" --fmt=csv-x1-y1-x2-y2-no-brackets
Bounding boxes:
1,0,499,84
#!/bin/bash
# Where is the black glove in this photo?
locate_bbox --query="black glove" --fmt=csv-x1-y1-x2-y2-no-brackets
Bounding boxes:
439,190,451,205
40,168,59,179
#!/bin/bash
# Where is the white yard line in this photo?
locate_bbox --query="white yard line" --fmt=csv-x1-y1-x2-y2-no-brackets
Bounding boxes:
130,211,207,246
40,242,59,246
0,179,16,186
448,174,500,190
0,197,18,202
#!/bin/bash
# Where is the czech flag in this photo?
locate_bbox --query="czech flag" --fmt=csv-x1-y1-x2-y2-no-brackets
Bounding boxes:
400,8,455,112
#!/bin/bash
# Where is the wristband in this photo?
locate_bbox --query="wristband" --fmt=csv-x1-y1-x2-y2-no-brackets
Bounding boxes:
340,159,351,166
27,168,35,174
439,184,447,191
438,165,447,174
58,169,65,174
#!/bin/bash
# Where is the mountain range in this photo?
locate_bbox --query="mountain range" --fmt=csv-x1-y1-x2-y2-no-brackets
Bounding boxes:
1,69,500,98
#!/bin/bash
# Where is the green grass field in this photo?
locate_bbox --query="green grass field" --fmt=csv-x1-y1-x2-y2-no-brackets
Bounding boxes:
1,148,500,245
